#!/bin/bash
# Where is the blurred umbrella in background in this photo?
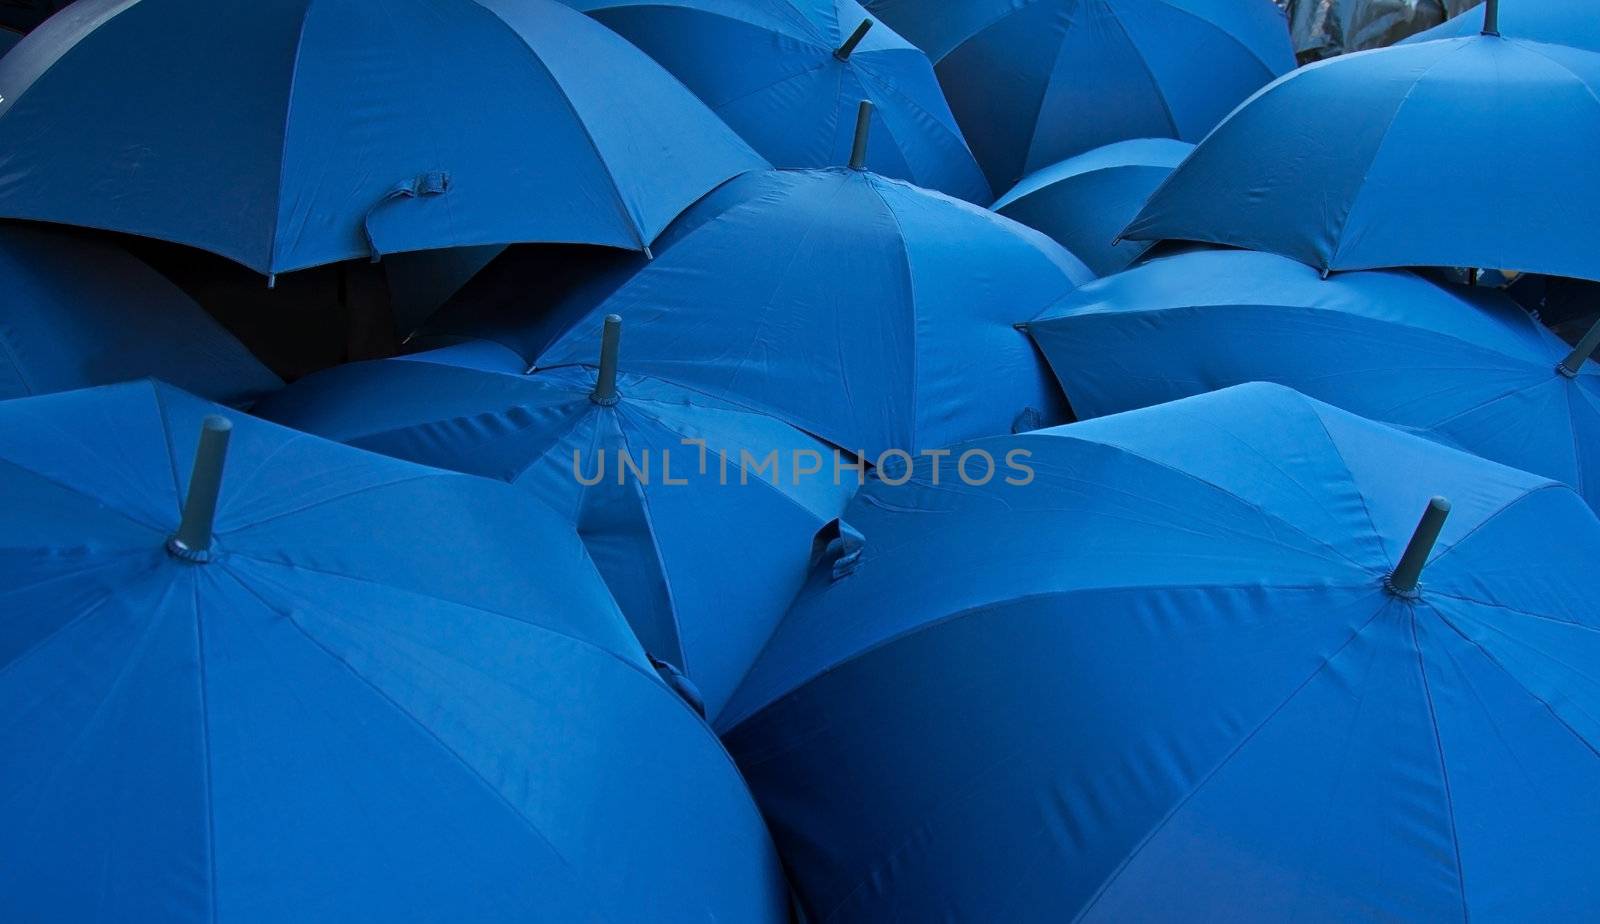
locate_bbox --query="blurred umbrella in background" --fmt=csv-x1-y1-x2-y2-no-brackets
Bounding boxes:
723,382,1600,922
0,25,20,55
565,0,990,202
0,223,279,404
0,379,789,923
0,0,765,277
1281,0,1475,61
254,325,856,722
862,0,1294,190
0,0,69,33
1026,247,1600,511
1403,0,1595,49
991,138,1192,276
1125,6,1600,282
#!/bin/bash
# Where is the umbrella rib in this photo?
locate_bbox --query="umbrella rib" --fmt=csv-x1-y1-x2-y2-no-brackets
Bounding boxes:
1425,483,1568,572
187,576,222,924
1407,610,1471,923
865,176,922,453
609,406,688,672
262,1,316,276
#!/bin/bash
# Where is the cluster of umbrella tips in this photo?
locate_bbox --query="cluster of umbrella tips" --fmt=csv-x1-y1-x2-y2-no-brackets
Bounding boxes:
0,0,1597,920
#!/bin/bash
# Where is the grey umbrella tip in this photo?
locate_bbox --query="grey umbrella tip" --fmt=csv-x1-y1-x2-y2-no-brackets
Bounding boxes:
1558,317,1600,378
1482,0,1499,35
834,19,873,60
1385,496,1451,597
591,314,623,406
849,100,874,170
167,415,234,562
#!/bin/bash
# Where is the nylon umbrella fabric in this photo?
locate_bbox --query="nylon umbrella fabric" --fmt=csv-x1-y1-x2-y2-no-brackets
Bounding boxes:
721,382,1600,922
991,138,1192,276
0,0,766,276
1123,27,1600,281
1403,0,1598,50
1026,248,1600,508
424,167,1093,458
253,344,856,721
0,379,789,923
563,0,990,203
861,0,1294,191
0,223,280,404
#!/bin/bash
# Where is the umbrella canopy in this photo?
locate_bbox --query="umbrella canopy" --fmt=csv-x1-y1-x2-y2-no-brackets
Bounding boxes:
0,379,788,923
0,27,20,57
1123,14,1600,281
1025,248,1600,507
426,164,1093,457
0,0,765,276
564,0,990,203
862,0,1294,191
1404,0,1598,49
992,138,1192,276
253,327,856,721
1286,0,1474,61
722,382,1600,922
0,223,279,404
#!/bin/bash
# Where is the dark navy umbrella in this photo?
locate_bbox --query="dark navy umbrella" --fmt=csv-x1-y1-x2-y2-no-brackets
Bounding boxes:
0,26,20,56
1404,0,1598,49
565,0,990,202
253,322,856,721
0,0,765,276
1026,249,1600,509
864,0,1294,190
0,379,788,922
426,111,1092,458
991,138,1192,276
0,223,279,404
1125,1,1600,281
723,383,1600,922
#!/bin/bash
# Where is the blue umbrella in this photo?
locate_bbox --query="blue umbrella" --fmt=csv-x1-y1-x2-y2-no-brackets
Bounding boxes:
253,322,856,721
722,382,1600,922
862,0,1294,190
0,379,788,923
565,0,990,202
991,138,1193,276
1124,3,1600,281
0,0,765,277
1026,249,1600,508
1404,0,1599,49
0,223,279,404
0,27,20,57
426,124,1093,458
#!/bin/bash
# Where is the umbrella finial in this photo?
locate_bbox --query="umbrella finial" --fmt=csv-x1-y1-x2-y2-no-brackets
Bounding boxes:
1482,0,1499,35
849,100,874,170
1558,317,1600,378
591,314,623,406
167,415,233,562
834,19,873,60
1386,496,1451,597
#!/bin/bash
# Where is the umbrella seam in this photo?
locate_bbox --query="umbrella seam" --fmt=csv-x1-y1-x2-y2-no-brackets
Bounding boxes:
1425,483,1569,571
264,0,317,276
609,405,688,672
1407,609,1471,923
188,575,221,924
864,175,922,452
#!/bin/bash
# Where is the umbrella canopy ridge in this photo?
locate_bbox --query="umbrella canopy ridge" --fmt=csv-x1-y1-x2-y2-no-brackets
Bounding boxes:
722,382,1600,921
1403,0,1600,50
0,0,767,276
0,379,790,923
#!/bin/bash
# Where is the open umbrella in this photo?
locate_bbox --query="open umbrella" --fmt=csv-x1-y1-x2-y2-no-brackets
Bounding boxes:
0,26,20,57
1286,0,1474,61
253,320,856,721
722,382,1600,922
425,108,1092,458
564,0,989,202
863,0,1294,190
991,138,1192,276
1025,248,1600,507
0,379,788,923
1403,0,1598,49
0,223,279,403
1123,1,1600,281
0,0,765,277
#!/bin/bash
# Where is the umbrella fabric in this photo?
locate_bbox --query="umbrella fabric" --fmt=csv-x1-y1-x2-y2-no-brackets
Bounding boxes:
1123,30,1600,281
862,0,1294,191
253,348,856,720
565,0,990,203
0,27,20,57
426,168,1093,458
721,382,1600,922
0,380,789,923
0,0,765,276
1403,0,1599,50
0,223,280,404
992,138,1192,276
1025,248,1600,507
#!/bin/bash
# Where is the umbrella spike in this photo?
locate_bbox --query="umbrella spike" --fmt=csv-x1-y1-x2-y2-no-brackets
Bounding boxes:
849,100,874,170
834,19,873,60
591,314,623,406
167,415,234,562
1385,496,1451,597
1558,317,1600,378
1482,0,1499,35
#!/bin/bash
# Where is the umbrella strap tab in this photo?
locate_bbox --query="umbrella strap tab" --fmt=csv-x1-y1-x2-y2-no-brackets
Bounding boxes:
365,170,452,262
